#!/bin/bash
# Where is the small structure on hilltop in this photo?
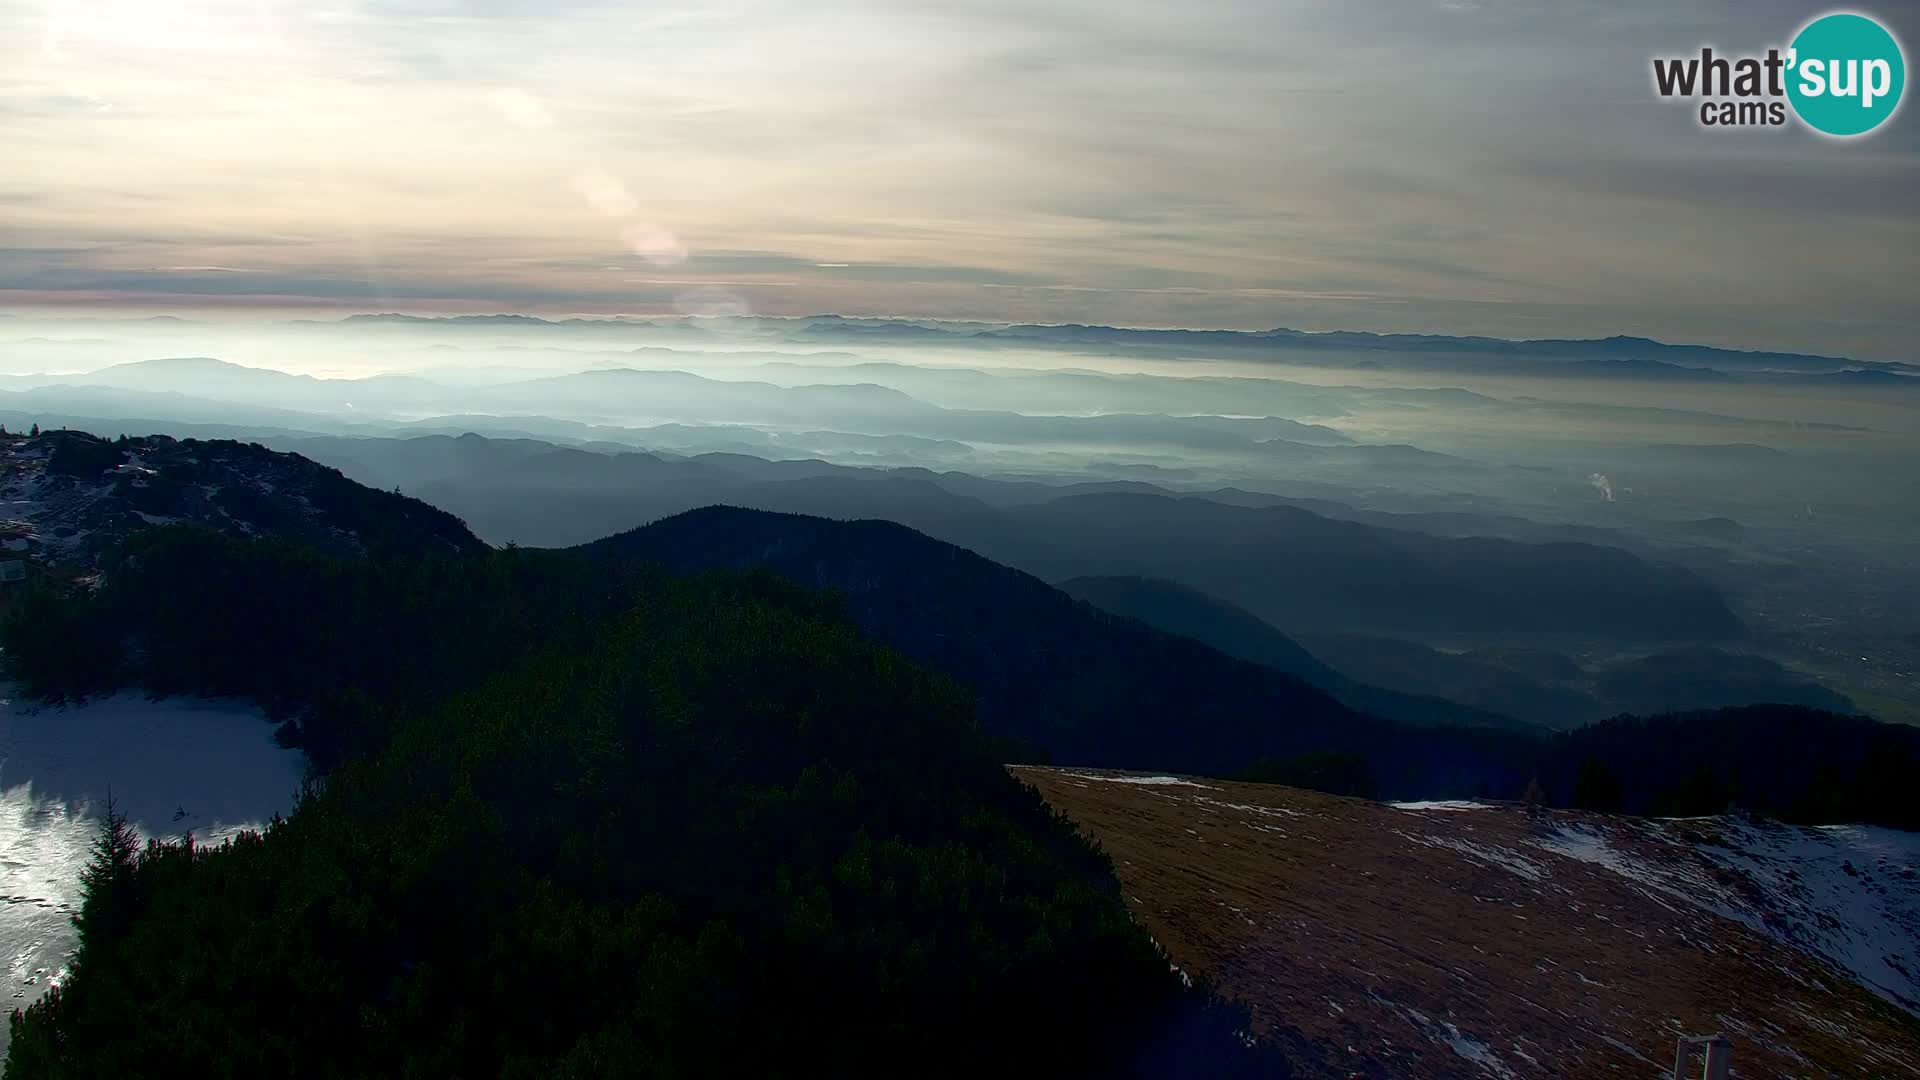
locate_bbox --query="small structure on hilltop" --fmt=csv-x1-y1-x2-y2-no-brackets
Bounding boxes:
1673,1034,1731,1079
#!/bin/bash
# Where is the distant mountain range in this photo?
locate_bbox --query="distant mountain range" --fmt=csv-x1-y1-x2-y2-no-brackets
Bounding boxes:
3,357,1362,453
1303,632,1859,725
317,313,1919,375
1056,575,1534,731
218,429,1739,643
1055,575,1845,728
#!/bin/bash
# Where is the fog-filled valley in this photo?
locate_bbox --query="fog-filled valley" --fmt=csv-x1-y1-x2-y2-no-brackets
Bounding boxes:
6,311,1914,725
6,311,1920,1075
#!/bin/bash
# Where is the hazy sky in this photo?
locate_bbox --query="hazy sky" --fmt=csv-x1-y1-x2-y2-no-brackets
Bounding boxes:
2,0,1916,358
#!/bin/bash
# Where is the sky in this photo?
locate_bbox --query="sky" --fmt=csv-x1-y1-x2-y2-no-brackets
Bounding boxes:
1,0,1916,359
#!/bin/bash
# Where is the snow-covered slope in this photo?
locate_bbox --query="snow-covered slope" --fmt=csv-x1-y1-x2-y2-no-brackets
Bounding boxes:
0,429,481,581
1537,815,1920,1015
0,685,303,1056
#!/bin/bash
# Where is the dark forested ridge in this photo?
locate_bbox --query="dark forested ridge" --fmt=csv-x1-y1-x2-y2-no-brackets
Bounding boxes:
572,509,1915,821
1300,633,1857,729
2,528,649,769
2,531,1282,1077
577,506,1539,795
1538,706,1920,826
1055,575,1339,684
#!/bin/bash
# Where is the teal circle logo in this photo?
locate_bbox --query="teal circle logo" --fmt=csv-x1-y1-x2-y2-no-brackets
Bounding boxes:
1787,13,1906,136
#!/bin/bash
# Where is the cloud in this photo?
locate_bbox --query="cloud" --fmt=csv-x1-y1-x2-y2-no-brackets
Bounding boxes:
0,0,1915,357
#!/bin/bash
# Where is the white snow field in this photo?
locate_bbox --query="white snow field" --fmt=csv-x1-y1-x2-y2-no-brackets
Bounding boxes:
0,682,304,1058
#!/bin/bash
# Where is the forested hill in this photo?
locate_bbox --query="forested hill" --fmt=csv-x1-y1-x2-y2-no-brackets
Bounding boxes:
1,529,1283,1077
575,508,1920,825
576,506,1538,795
1538,706,1920,827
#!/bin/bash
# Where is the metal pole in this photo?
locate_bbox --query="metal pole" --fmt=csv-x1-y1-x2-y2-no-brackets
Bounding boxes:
1703,1037,1732,1080
1673,1035,1732,1080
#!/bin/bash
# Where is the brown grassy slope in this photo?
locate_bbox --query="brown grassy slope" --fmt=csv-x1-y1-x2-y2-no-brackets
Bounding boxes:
1013,767,1920,1079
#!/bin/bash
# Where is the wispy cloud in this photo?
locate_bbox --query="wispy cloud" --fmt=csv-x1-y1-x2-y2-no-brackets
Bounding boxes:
0,0,1915,357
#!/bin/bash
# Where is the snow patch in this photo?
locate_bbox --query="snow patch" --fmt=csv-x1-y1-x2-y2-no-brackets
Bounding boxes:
1386,999,1518,1079
1194,797,1305,819
1444,1027,1517,1079
1064,772,1217,789
1401,831,1548,882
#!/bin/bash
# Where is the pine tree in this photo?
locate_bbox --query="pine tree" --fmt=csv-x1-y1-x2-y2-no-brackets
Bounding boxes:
73,794,142,956
1522,775,1547,818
